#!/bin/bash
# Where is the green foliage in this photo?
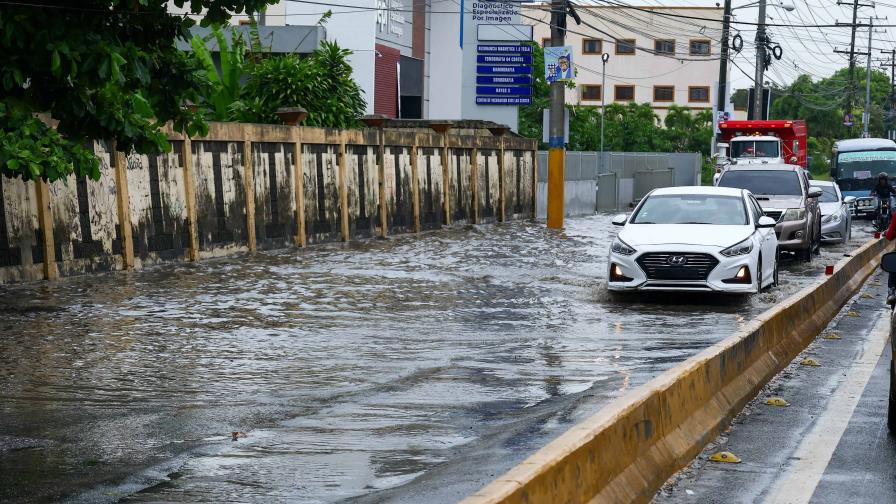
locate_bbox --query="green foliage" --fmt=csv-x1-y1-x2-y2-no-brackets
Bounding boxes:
0,0,275,182
238,41,366,128
518,42,550,144
191,26,249,121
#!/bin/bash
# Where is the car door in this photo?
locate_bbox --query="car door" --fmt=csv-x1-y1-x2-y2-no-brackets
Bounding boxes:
750,195,776,281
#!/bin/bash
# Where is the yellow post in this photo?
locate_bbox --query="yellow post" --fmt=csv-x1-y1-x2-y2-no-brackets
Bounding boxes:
410,142,421,233
377,129,388,238
243,140,257,251
339,133,350,242
546,147,564,229
442,133,451,225
470,145,479,224
293,129,306,247
34,179,57,280
181,137,200,261
113,147,135,269
498,138,506,223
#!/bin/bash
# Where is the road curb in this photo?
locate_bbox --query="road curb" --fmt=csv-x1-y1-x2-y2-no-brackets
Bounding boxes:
461,238,891,504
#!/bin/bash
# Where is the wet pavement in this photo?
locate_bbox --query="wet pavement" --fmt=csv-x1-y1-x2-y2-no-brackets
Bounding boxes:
656,270,896,504
0,215,871,503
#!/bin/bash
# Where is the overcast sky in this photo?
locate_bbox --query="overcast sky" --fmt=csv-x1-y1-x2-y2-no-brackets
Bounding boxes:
580,0,896,91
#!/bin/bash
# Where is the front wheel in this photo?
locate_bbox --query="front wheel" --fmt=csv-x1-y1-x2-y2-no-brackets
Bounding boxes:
756,256,763,292
771,248,780,287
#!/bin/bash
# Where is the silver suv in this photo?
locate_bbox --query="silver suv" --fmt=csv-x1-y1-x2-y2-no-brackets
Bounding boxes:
717,164,823,261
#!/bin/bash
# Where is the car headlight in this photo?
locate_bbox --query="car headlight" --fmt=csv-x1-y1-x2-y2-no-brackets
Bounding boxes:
720,237,754,257
611,237,636,256
780,208,806,222
822,212,842,224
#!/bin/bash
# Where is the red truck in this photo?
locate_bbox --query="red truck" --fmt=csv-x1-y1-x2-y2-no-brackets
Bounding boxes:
718,120,808,169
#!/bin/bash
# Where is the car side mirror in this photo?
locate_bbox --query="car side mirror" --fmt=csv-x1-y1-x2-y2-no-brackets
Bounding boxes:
843,196,857,205
611,214,628,226
881,252,896,273
757,216,777,228
808,187,823,199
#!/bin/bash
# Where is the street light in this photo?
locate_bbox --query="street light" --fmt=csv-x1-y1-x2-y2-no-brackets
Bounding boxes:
600,53,610,157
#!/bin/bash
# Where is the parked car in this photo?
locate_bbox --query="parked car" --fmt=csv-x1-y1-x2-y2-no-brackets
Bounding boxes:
717,164,822,261
607,186,779,294
813,180,856,244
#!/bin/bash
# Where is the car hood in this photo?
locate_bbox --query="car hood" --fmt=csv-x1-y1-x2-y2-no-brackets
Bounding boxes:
619,224,754,248
819,202,843,216
753,195,804,211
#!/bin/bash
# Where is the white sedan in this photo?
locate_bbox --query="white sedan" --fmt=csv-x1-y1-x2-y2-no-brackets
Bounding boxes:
607,186,779,294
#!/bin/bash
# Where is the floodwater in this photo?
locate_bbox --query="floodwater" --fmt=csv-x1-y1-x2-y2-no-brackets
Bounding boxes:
0,215,866,503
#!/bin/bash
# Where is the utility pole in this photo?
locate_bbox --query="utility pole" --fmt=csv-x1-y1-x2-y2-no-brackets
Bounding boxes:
864,17,873,137
881,49,896,139
600,53,609,154
714,0,732,152
752,0,768,119
547,0,567,229
836,0,872,133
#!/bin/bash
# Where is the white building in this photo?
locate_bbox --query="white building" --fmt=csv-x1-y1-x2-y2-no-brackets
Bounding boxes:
524,4,728,121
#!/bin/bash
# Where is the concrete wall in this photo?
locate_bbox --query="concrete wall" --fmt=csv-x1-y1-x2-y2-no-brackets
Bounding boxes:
536,151,701,217
0,122,537,284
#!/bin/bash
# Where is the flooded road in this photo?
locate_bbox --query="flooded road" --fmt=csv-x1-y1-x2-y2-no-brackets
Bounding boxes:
0,215,867,503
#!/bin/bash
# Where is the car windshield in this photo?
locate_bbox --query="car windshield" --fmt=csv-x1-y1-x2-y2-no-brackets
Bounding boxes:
819,185,839,202
630,194,748,225
718,170,802,196
835,150,896,191
731,140,780,158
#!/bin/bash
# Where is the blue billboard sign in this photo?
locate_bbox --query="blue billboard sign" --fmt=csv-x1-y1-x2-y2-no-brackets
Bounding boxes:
477,44,533,54
477,54,533,64
476,97,533,105
476,86,532,96
476,75,532,85
477,65,531,74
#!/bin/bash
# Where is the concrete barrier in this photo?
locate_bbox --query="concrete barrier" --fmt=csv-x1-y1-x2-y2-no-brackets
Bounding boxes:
463,238,890,504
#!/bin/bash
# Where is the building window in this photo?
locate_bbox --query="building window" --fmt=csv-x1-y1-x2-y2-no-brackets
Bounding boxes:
654,39,675,55
654,85,674,102
689,86,710,102
690,39,711,56
542,37,552,48
583,38,603,54
615,39,636,55
615,85,635,101
581,85,602,101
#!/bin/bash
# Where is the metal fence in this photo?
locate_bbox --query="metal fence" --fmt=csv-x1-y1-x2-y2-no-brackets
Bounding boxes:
536,151,701,217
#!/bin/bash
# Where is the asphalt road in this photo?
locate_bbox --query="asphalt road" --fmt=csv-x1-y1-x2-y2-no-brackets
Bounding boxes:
656,270,896,504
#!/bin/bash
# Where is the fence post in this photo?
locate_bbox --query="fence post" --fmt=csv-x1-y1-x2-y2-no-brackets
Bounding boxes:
498,138,506,222
470,143,479,224
293,128,306,247
339,132,350,242
531,145,538,219
410,138,421,233
442,133,451,225
243,141,257,251
113,146,134,270
34,179,57,280
181,137,200,261
377,128,388,238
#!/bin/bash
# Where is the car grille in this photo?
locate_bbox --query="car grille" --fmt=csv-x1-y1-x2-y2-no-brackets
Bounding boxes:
636,252,719,281
763,210,783,222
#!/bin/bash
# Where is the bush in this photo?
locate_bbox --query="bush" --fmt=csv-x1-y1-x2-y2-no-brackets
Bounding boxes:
238,41,366,128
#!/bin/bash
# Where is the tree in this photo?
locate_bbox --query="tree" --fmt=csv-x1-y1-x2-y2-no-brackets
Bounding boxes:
190,25,248,121
0,0,277,182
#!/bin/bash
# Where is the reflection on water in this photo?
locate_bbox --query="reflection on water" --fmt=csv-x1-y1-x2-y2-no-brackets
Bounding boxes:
0,215,862,503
